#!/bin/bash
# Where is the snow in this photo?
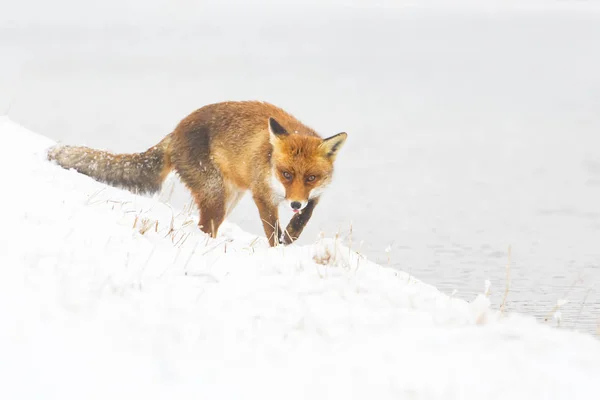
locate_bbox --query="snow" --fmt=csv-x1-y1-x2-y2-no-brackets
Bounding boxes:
1,117,600,399
4,3,600,330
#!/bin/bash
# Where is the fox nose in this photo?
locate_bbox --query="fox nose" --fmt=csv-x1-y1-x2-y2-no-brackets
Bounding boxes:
291,201,302,210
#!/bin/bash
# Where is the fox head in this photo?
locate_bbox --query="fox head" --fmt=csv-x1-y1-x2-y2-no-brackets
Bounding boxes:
268,117,347,212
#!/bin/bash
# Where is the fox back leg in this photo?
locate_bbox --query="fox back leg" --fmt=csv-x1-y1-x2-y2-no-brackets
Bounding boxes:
180,165,227,238
193,179,245,238
194,191,226,238
169,126,230,238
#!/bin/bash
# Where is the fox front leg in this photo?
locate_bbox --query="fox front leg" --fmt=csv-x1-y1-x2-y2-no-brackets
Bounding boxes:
253,195,284,247
281,198,319,245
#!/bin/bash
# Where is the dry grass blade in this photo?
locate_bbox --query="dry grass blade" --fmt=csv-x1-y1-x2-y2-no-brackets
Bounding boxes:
85,188,106,205
248,236,261,249
543,273,583,323
200,239,230,256
348,222,353,259
574,285,594,330
500,245,511,314
173,232,191,248
313,247,332,266
261,218,278,246
138,217,154,235
283,228,293,245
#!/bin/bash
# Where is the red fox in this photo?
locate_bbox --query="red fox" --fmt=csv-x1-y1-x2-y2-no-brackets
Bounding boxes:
47,101,347,246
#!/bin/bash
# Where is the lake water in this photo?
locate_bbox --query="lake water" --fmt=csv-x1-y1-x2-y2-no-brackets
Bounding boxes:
1,2,598,335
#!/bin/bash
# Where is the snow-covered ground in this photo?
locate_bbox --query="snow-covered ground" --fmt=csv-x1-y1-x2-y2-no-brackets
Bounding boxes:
1,1,599,333
2,118,600,398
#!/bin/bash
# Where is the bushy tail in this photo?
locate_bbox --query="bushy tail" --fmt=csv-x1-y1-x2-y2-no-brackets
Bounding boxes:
47,136,172,194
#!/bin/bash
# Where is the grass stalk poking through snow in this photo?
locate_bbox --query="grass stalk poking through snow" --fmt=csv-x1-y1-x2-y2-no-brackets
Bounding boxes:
500,245,511,314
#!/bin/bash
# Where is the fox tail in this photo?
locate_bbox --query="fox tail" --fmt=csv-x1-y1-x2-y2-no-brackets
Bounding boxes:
47,136,172,195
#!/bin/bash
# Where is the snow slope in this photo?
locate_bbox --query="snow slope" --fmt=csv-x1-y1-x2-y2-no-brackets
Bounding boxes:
4,4,600,329
1,117,599,399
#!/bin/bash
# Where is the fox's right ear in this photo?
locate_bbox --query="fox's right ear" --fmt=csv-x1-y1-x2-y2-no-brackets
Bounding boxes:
268,117,288,145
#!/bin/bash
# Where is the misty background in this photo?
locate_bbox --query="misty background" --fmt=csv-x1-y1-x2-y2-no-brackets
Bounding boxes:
1,0,599,334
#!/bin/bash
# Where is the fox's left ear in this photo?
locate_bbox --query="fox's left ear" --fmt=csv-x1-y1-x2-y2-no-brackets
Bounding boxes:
319,132,348,160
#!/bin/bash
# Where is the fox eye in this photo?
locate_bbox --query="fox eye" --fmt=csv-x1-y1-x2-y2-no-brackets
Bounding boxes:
282,171,292,180
307,175,316,182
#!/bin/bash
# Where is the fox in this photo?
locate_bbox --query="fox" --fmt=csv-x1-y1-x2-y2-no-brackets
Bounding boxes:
47,101,347,246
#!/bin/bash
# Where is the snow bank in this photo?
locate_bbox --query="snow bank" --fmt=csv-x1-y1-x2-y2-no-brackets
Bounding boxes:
1,117,599,399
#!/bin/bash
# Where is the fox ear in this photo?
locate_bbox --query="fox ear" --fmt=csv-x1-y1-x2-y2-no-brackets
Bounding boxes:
268,117,288,140
319,132,347,160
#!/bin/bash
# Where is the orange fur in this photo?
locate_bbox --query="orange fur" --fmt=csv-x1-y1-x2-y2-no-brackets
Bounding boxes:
48,101,347,246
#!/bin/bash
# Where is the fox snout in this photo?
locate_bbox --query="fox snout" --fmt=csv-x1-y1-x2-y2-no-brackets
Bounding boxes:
289,200,307,213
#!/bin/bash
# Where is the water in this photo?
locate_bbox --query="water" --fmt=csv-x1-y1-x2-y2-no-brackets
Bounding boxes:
1,2,599,335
